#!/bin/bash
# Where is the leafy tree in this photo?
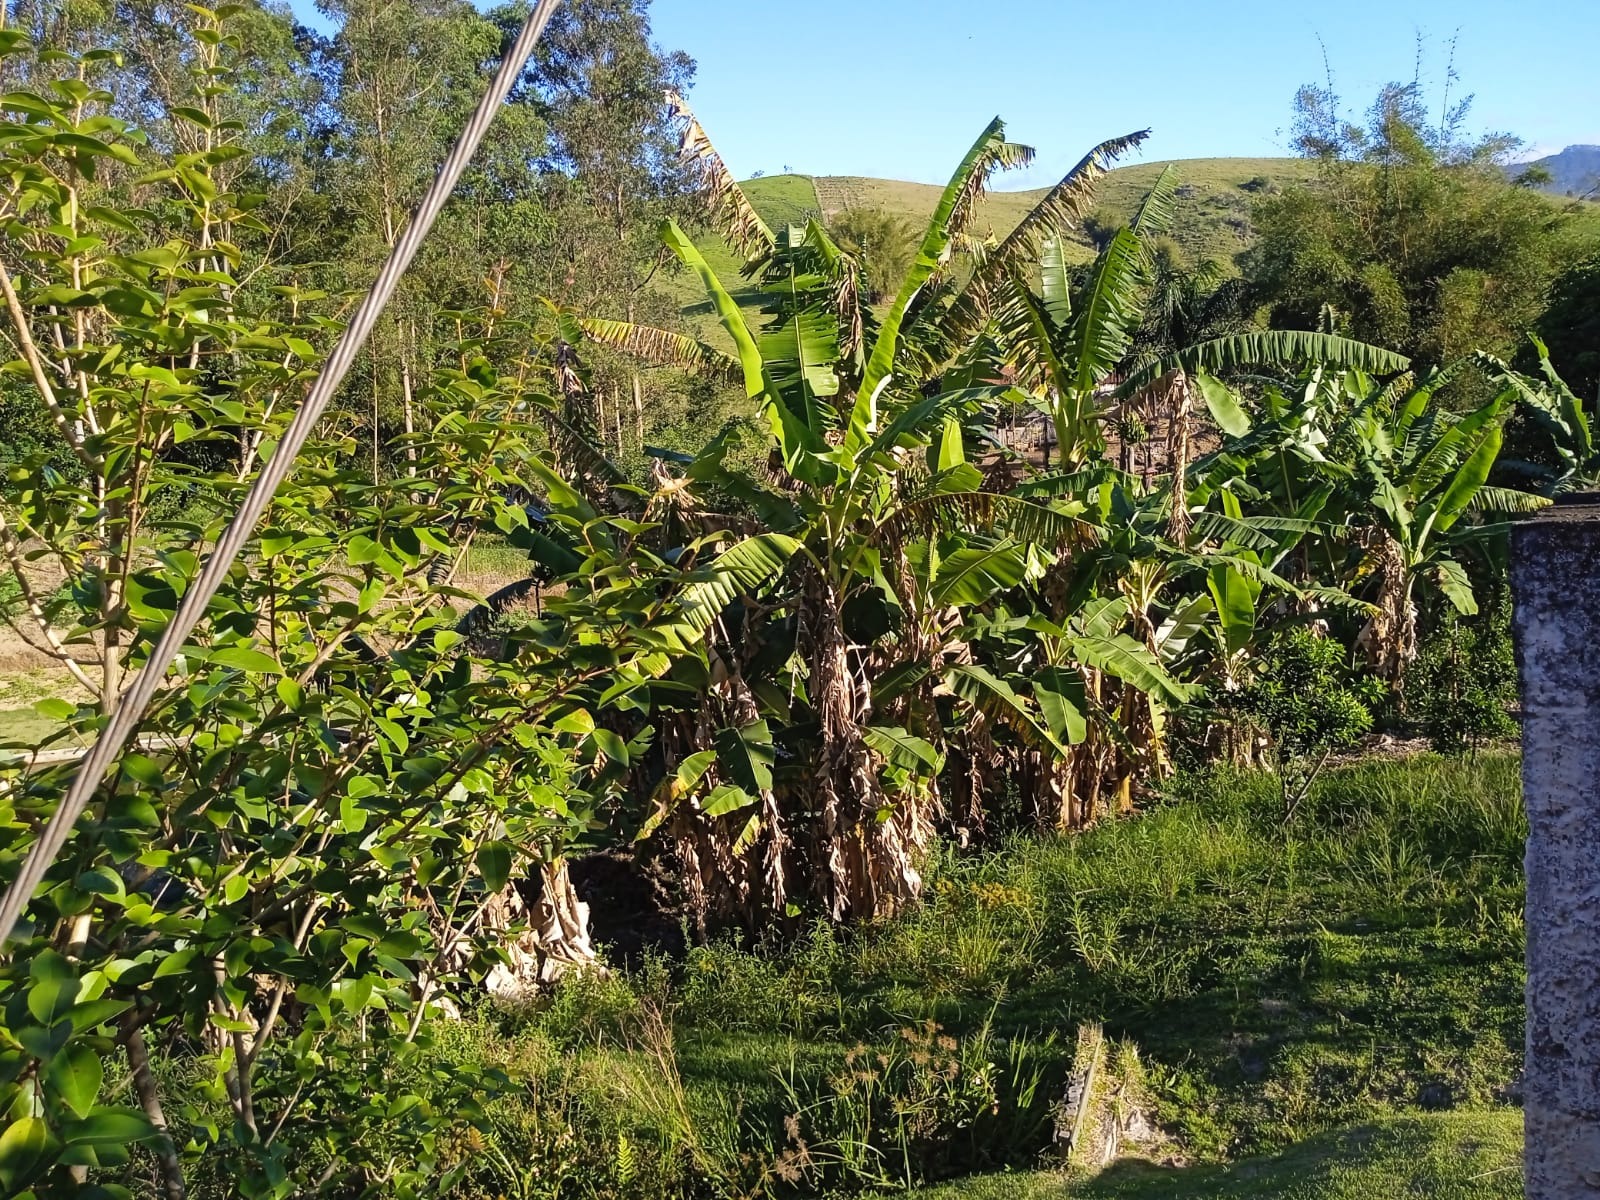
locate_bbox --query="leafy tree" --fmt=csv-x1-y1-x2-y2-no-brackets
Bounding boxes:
1410,592,1518,755
0,20,683,1194
1246,76,1580,371
827,206,920,305
1534,255,1600,404
1233,627,1380,822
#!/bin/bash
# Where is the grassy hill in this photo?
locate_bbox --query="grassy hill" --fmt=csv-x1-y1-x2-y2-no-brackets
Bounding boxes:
812,158,1318,266
662,158,1317,344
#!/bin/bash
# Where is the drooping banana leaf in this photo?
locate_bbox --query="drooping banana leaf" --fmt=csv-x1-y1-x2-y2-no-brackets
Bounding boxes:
674,533,800,636
929,541,1029,607
941,129,1150,341
578,318,742,383
944,663,1069,756
660,218,765,399
1067,632,1195,705
665,90,774,267
1119,332,1410,396
862,725,944,774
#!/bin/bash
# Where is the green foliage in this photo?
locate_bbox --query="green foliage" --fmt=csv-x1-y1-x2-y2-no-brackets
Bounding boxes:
0,13,1561,1199
827,206,921,305
1233,630,1379,818
1409,593,1518,755
359,754,1525,1199
1534,254,1600,404
907,1113,1523,1199
1247,76,1588,371
0,20,688,1196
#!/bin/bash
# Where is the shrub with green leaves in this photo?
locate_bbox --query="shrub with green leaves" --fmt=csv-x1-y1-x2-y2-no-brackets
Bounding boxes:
1234,629,1380,820
0,18,673,1197
1409,594,1519,754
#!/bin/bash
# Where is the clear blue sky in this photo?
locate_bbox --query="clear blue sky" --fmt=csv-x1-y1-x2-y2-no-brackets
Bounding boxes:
291,0,1599,187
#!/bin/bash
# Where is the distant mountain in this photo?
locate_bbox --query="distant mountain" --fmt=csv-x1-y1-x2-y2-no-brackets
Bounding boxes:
1523,145,1600,197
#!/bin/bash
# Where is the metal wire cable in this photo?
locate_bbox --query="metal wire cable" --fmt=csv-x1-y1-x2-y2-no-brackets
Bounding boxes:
0,0,565,949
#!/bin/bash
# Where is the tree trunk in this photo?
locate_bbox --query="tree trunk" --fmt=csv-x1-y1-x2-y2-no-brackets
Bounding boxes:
123,1016,185,1200
482,859,601,1004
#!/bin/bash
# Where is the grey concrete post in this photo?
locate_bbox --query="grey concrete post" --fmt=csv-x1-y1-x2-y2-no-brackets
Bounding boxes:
1513,493,1600,1198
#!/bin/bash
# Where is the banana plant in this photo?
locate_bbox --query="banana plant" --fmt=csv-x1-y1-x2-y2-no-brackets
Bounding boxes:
973,166,1183,467
1478,335,1599,495
1195,364,1548,690
574,111,1115,922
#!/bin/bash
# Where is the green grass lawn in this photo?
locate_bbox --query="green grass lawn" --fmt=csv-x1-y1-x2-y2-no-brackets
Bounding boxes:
910,1112,1522,1199
414,752,1525,1198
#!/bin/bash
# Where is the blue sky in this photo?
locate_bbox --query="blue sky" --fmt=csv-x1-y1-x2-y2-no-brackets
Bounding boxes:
290,0,1599,186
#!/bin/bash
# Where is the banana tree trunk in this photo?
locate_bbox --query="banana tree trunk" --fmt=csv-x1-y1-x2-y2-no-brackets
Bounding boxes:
482,859,600,1003
1355,533,1418,695
807,575,931,921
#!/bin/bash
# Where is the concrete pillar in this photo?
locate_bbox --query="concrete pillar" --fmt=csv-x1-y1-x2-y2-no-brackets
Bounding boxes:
1513,493,1600,1198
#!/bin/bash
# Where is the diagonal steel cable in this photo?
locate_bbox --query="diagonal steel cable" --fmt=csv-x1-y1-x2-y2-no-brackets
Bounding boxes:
0,0,565,949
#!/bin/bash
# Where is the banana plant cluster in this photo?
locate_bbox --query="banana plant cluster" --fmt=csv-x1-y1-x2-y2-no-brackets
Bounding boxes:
1175,360,1549,692
551,96,1558,931
557,112,1240,926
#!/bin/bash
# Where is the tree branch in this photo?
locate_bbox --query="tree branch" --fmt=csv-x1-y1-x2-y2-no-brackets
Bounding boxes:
121,1013,187,1200
0,259,99,471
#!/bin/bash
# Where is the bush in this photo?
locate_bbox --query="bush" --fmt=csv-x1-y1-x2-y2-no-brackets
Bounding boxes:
1409,594,1519,754
1234,629,1382,820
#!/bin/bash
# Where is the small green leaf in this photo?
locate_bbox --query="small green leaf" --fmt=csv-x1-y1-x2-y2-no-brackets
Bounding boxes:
346,535,382,565
1196,372,1251,438
339,792,368,834
207,646,279,674
60,1107,156,1145
862,725,944,774
713,720,775,793
674,750,716,792
0,1114,51,1191
33,697,75,722
376,930,423,959
554,708,595,736
152,947,197,979
477,841,512,892
591,728,628,764
46,1043,102,1118
27,973,79,1026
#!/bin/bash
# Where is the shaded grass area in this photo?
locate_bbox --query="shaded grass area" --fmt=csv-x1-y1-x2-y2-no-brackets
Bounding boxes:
426,753,1524,1197
909,1112,1522,1199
